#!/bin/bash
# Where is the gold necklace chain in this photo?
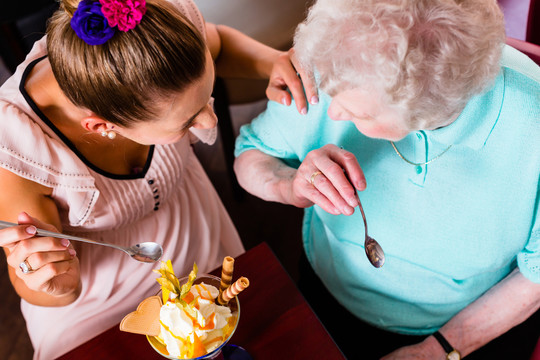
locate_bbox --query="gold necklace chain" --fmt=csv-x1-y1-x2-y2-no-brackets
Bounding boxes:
389,141,452,166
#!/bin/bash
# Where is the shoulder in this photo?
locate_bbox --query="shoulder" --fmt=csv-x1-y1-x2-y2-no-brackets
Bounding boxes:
0,101,96,190
494,46,540,130
240,95,328,147
235,93,353,160
477,49,540,156
251,92,332,131
499,45,540,105
166,0,206,38
0,100,45,145
501,44,540,83
0,100,49,145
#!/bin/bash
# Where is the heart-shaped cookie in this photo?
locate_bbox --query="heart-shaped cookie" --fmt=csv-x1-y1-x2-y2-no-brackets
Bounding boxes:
120,295,162,336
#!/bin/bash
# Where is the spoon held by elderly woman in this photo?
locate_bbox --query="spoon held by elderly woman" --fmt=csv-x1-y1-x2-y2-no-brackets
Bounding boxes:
354,193,385,268
0,220,163,263
343,172,385,268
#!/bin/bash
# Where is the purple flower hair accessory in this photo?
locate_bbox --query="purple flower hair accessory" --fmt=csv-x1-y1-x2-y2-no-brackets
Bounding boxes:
101,0,147,32
70,0,116,46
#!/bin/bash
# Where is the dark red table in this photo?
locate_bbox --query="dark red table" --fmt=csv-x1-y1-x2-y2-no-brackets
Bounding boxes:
57,242,345,359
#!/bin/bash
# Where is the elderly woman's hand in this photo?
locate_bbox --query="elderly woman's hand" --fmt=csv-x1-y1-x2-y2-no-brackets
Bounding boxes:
381,337,446,360
266,48,319,115
289,144,366,215
1,212,80,299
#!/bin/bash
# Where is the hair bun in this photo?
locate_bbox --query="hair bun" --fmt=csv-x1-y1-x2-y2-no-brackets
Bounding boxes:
59,0,81,16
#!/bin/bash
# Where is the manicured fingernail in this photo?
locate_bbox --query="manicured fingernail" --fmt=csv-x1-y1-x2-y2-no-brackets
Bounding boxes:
281,97,288,106
61,238,70,247
300,107,307,115
310,95,319,104
25,226,37,235
68,248,76,257
347,198,358,207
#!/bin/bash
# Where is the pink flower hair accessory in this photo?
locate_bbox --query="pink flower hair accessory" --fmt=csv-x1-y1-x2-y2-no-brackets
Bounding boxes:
100,0,147,32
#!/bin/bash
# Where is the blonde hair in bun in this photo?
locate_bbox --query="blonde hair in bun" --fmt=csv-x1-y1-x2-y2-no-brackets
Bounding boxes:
59,0,79,16
47,0,207,126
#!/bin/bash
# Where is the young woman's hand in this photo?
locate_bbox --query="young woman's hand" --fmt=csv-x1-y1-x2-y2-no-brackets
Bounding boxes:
266,48,319,115
1,212,80,299
206,23,318,114
286,144,366,215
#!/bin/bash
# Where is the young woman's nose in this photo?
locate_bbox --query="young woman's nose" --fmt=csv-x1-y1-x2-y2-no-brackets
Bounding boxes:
193,103,218,129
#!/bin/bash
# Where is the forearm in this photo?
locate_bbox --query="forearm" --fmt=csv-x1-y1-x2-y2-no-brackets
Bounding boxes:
213,25,282,79
428,269,540,357
234,150,296,204
0,168,81,306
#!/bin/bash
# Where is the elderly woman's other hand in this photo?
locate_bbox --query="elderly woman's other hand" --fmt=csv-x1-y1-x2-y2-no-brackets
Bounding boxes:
290,144,365,215
381,337,446,360
266,48,319,115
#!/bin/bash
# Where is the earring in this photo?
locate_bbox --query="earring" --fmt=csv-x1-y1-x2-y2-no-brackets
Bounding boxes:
101,130,116,139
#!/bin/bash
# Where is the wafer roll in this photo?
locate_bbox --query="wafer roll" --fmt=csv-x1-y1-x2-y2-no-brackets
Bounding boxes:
217,256,234,305
219,277,249,304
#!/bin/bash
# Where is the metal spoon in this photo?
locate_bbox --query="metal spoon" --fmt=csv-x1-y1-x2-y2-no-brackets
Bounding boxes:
0,220,163,263
343,172,385,267
353,192,385,268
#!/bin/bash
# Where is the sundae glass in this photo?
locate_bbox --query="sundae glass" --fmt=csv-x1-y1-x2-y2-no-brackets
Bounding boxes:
147,261,251,360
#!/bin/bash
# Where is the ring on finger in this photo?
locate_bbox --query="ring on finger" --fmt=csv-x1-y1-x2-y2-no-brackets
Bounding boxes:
19,258,34,274
310,171,323,186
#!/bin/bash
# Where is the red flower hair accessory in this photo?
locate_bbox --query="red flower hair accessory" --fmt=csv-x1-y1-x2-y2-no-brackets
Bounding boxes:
100,0,147,32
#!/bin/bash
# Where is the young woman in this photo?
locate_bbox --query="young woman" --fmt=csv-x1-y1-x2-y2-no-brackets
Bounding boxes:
0,0,313,358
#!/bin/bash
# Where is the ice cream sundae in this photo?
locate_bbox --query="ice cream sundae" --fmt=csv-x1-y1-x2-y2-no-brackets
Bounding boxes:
118,256,247,359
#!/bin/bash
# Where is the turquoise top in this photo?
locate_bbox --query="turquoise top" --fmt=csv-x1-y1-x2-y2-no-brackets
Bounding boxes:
235,46,540,335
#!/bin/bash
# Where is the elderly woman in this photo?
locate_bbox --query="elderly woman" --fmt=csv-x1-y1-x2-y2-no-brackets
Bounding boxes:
234,0,540,359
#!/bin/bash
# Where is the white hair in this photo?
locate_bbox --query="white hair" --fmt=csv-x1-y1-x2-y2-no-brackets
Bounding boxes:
294,0,505,129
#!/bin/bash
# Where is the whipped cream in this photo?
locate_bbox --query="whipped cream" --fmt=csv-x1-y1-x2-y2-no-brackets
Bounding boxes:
158,282,233,358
